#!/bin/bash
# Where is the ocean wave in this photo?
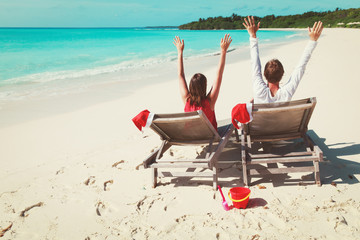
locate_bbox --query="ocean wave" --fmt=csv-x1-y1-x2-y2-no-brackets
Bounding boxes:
1,54,176,86
1,44,238,87
285,32,307,39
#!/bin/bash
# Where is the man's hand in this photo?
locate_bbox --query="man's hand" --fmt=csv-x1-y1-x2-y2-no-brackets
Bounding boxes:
308,21,323,41
243,16,260,38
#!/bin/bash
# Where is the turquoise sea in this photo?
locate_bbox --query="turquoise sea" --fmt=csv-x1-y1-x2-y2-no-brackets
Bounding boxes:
0,28,304,101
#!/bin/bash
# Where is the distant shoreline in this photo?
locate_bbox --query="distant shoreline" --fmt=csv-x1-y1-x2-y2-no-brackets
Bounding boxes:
179,8,360,30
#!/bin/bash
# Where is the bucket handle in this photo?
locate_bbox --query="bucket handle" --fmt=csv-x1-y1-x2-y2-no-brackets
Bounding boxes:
228,191,251,202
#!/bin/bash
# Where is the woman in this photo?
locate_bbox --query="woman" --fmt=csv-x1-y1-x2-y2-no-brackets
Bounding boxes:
173,34,232,130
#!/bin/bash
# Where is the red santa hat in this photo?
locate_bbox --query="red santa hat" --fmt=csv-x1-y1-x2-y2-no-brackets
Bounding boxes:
231,103,253,129
132,109,154,131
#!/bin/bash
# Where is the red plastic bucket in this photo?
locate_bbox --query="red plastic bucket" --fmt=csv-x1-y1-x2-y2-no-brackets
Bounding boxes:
228,187,251,209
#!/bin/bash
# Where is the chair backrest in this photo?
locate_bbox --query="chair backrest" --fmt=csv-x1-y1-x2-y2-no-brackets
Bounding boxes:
243,97,316,142
150,110,221,144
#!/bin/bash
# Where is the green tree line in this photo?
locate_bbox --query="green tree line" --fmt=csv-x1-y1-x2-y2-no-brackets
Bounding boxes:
179,8,360,30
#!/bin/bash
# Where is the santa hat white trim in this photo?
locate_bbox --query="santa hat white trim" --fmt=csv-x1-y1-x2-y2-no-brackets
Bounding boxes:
246,103,253,122
145,112,154,128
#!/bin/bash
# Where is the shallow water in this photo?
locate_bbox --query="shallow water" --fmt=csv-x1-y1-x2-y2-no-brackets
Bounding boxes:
0,28,305,102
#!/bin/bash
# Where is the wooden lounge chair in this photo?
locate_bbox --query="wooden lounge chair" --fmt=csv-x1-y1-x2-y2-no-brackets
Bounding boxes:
240,97,323,186
143,110,236,190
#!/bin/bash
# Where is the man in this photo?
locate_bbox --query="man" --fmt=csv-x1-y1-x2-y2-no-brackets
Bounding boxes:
243,16,323,103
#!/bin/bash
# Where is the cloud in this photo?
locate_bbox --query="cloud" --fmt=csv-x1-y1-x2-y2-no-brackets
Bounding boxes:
233,4,249,12
199,6,212,10
310,6,327,12
281,6,291,12
254,6,265,11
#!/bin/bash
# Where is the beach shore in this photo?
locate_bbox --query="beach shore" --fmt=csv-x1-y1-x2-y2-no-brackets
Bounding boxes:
1,28,359,239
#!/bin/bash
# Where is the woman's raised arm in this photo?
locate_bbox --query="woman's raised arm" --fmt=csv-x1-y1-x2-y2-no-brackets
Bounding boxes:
208,34,232,110
173,36,189,104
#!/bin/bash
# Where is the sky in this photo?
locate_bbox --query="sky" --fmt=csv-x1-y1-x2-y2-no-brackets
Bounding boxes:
0,0,359,27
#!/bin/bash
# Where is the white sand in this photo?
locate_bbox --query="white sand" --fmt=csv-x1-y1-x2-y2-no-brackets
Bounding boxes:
0,28,360,239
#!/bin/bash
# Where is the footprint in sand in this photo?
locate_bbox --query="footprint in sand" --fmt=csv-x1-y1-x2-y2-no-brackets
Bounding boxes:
104,180,114,191
112,160,125,169
0,223,13,237
175,215,187,223
84,176,96,186
95,201,105,216
135,193,164,214
56,167,65,175
20,202,44,217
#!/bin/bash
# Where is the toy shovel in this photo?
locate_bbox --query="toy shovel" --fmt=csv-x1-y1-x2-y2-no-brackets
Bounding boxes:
218,185,230,211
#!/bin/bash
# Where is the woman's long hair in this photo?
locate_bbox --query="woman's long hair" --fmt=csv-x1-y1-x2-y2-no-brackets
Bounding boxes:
188,73,207,107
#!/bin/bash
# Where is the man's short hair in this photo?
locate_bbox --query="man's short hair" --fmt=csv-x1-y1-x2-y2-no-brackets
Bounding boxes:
264,59,284,83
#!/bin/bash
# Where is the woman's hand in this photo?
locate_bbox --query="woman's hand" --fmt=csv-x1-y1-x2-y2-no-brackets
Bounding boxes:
221,34,232,53
173,36,184,53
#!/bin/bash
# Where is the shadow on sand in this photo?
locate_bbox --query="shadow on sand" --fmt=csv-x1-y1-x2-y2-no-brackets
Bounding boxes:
157,130,360,188
307,130,360,185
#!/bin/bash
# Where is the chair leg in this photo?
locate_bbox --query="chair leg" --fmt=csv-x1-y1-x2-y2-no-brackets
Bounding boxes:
314,144,323,186
213,166,218,190
235,128,240,142
242,162,248,186
152,168,158,188
241,132,248,186
151,140,169,188
314,161,321,186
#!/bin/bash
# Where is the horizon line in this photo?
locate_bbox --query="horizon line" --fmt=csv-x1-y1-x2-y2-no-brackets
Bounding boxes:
0,26,180,29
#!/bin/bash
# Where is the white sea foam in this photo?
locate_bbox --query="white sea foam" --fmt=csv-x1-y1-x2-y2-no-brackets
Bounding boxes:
0,53,181,102
2,55,175,86
285,32,307,39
